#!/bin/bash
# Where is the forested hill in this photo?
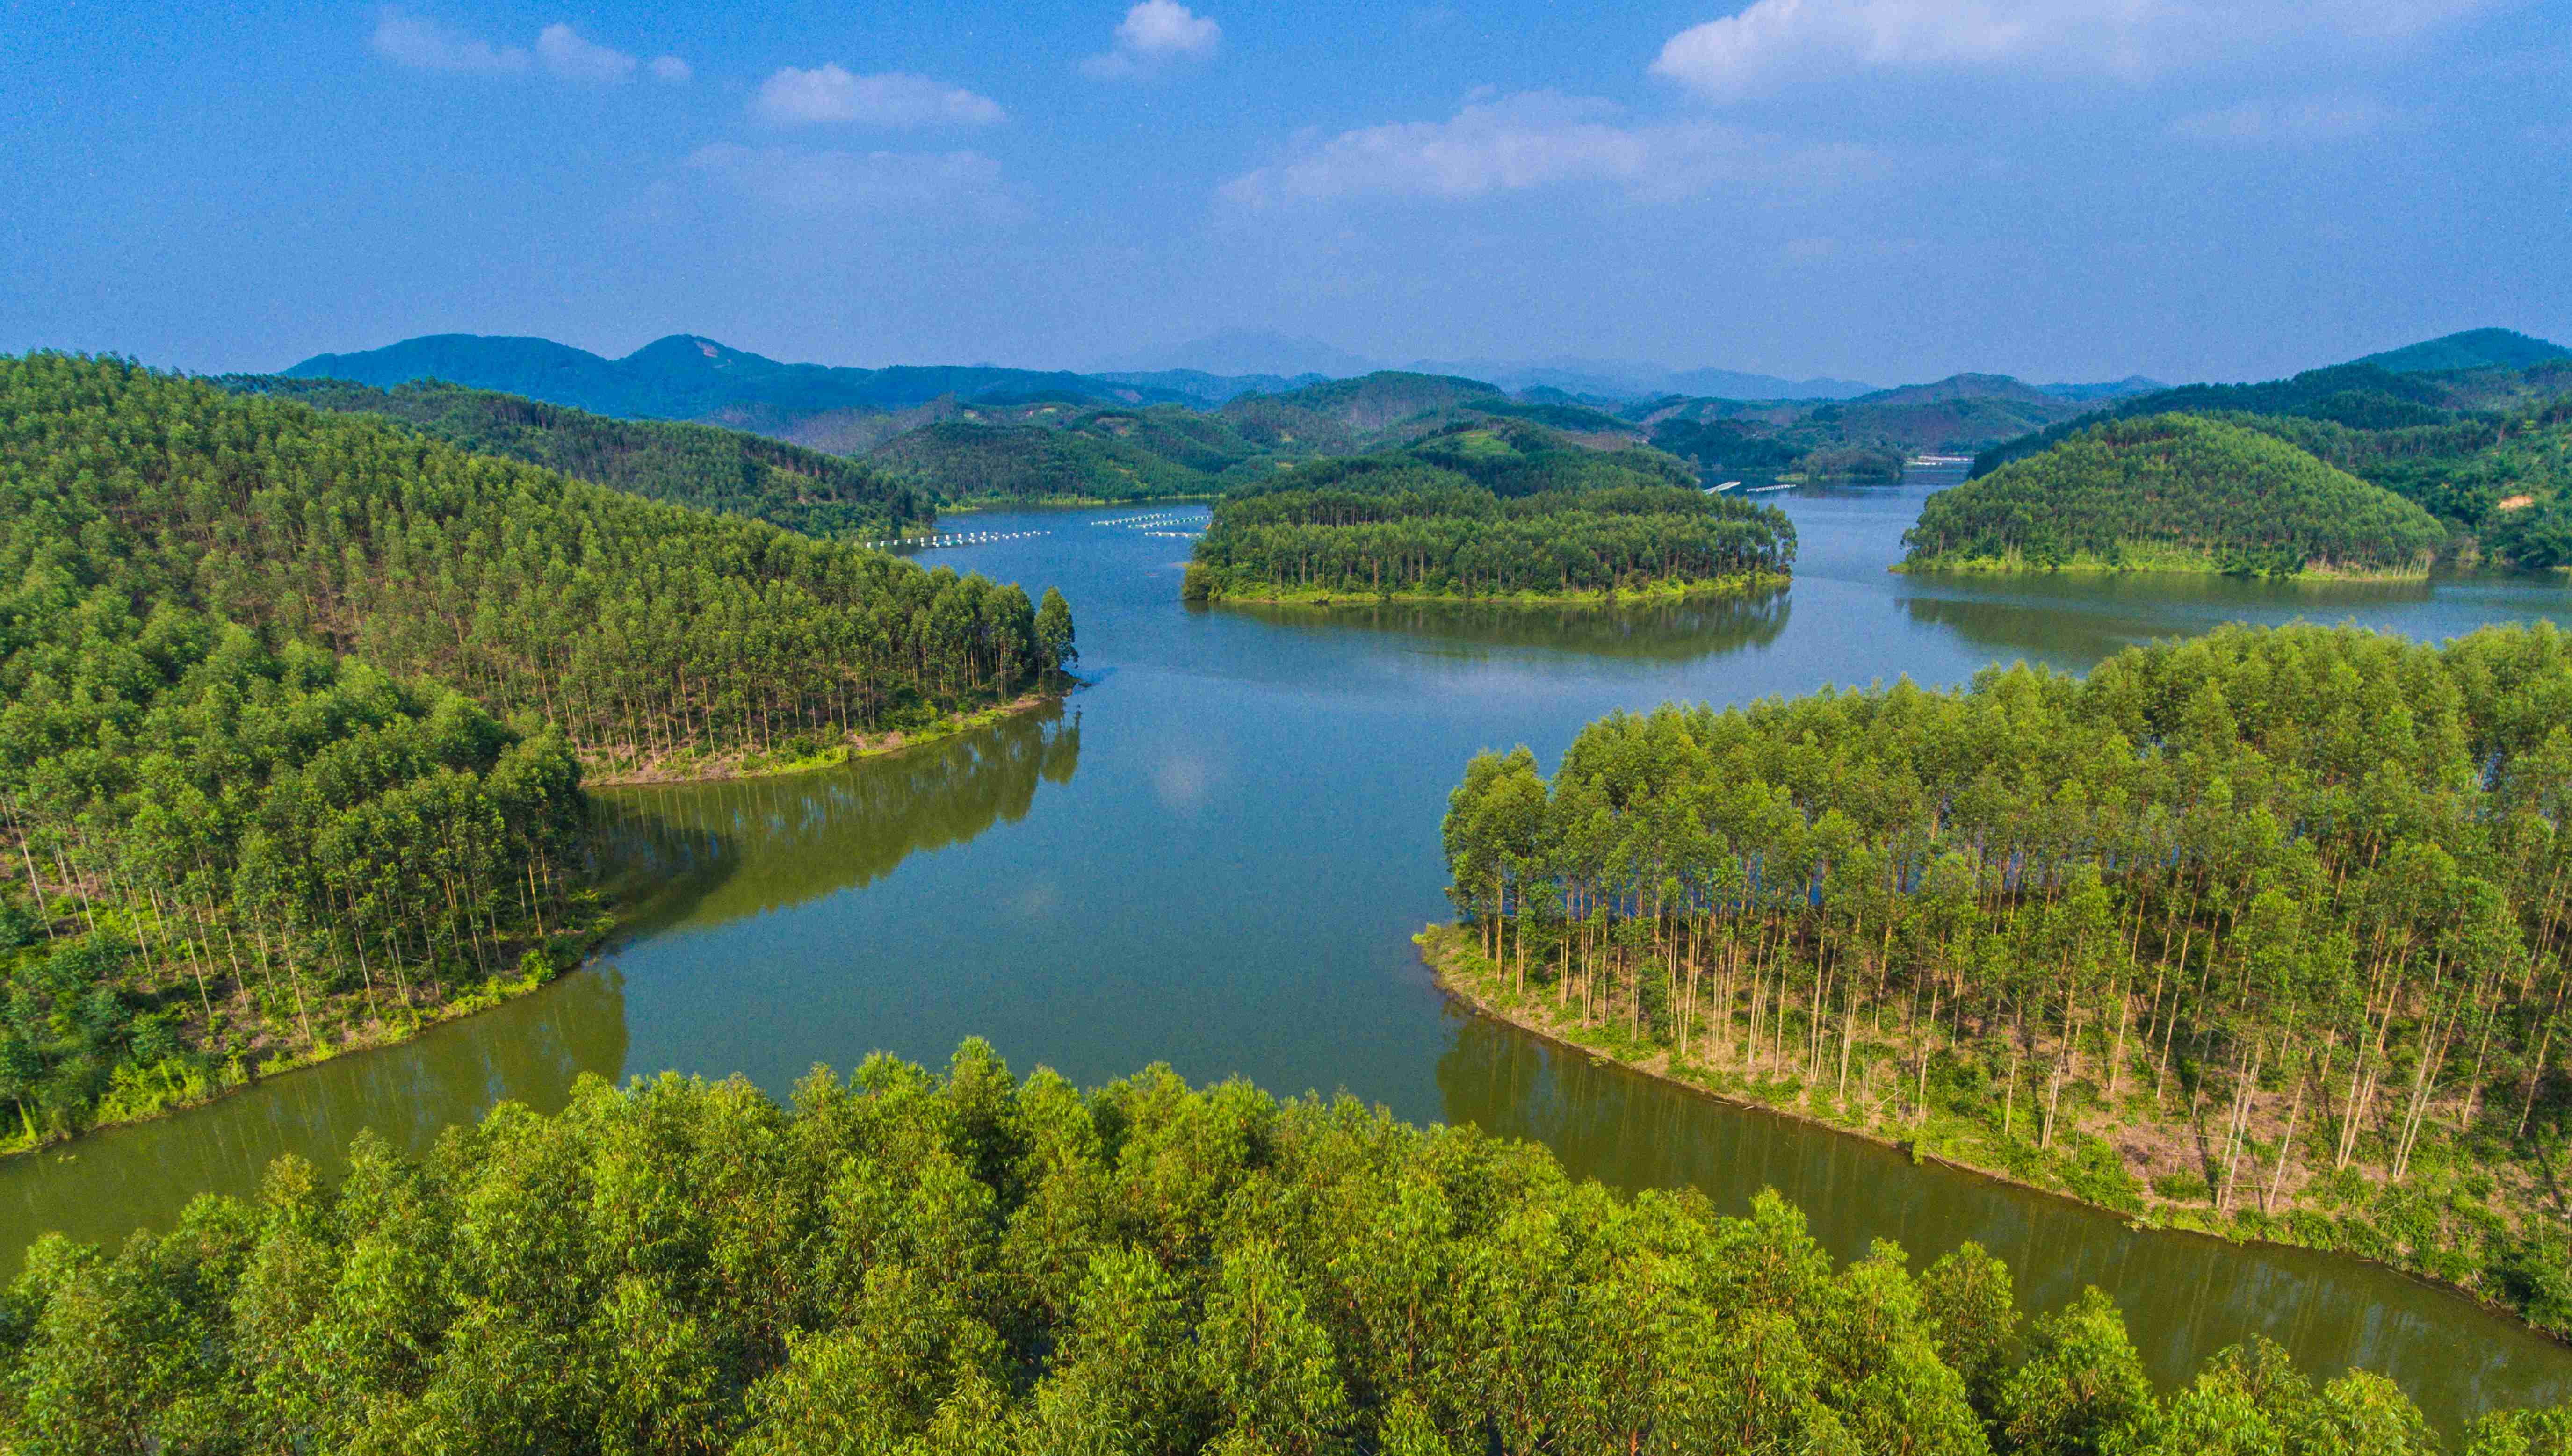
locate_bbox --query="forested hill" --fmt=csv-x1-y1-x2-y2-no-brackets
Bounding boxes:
1188,421,1793,602
0,353,1075,1147
1903,414,2448,576
219,375,931,539
2358,326,2572,374
16,1040,2564,1452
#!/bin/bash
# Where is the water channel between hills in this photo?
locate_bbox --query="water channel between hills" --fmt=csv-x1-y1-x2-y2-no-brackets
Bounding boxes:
10,472,2572,1430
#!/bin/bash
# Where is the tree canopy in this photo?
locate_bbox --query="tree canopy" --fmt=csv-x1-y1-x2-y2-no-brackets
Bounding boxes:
4,1039,2556,1455
1440,621,2572,1330
0,353,1073,1145
219,376,932,540
1189,423,1792,602
1902,415,2447,576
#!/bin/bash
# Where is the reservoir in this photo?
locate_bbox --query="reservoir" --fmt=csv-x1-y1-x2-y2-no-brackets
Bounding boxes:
8,471,2571,1429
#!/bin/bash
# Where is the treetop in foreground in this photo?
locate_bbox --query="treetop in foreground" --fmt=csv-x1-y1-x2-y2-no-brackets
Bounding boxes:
3,1041,2551,1455
1904,414,2448,577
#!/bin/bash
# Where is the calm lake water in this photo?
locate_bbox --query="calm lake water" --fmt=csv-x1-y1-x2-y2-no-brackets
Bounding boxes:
9,472,2572,1428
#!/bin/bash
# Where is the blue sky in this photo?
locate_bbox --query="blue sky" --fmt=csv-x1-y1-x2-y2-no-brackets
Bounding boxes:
3,0,2565,384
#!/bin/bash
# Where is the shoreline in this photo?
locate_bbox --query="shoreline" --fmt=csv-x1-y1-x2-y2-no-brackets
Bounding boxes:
581,689,1068,787
1415,923,2572,1348
1,695,1073,1162
1893,555,2433,583
1199,572,1791,610
0,935,602,1164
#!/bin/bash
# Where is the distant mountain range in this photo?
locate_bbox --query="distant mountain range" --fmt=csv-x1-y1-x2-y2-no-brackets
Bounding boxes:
273,325,2565,504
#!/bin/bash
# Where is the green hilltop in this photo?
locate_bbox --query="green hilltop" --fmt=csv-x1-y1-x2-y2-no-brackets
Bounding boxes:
1901,413,2448,577
220,375,932,539
1186,418,1792,603
1956,331,2572,569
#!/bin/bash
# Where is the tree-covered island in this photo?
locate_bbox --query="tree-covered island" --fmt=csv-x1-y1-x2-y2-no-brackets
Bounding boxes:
0,355,1076,1151
1184,421,1795,605
1901,415,2448,577
1436,622,2572,1335
7,1040,2571,1453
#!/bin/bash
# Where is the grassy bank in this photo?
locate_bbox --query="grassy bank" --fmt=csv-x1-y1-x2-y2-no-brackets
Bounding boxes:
1194,570,1791,608
581,689,1067,786
0,923,608,1162
1419,923,2572,1339
1895,544,2434,580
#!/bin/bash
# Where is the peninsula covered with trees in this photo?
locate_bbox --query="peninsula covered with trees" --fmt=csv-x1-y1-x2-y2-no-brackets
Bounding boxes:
0,354,1075,1148
8,1040,2567,1454
1901,415,2449,577
1435,621,2572,1331
1185,422,1795,604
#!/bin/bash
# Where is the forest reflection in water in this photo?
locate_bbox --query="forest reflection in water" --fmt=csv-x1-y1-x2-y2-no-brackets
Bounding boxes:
1214,586,1789,663
0,962,631,1272
1432,1008,2570,1428
593,700,1082,936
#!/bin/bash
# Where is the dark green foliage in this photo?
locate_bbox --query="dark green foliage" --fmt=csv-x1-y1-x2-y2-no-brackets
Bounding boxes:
1903,414,2447,574
1645,374,2092,481
2358,328,2572,375
217,376,930,539
2,1040,2543,1453
864,406,1264,505
1970,359,2572,479
1441,621,2572,1328
1192,424,1792,599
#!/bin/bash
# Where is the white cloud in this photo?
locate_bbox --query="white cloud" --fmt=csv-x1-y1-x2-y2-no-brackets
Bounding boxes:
536,23,636,83
1084,0,1222,79
685,144,1017,220
751,65,1007,126
1220,91,1879,208
2170,94,2389,143
371,8,529,74
372,10,689,86
1651,0,2490,99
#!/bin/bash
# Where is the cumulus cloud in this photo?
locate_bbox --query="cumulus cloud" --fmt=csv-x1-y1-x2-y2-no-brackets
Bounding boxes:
371,8,529,74
650,55,693,84
2170,94,2389,143
751,65,1007,126
685,144,1017,221
1084,0,1222,79
536,23,636,82
1650,0,2490,99
1220,91,1879,208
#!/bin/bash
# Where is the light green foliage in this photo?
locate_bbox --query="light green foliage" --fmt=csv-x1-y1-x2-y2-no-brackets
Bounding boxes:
1904,414,2447,575
1193,422,1793,600
0,1039,2512,1453
1441,621,2572,1329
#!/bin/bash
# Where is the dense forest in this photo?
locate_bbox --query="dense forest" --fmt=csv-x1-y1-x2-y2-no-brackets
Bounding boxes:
9,1041,2565,1454
1962,353,2572,565
1639,374,2124,484
220,376,932,539
1438,621,2572,1330
0,353,1074,1143
1186,424,1793,602
1902,415,2448,576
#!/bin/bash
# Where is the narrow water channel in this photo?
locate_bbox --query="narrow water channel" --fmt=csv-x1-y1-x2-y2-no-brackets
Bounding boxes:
11,474,2572,1429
